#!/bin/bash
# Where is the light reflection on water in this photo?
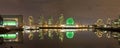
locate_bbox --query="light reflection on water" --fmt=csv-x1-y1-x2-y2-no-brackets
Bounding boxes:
22,29,120,48
23,29,120,44
1,29,120,48
23,29,93,41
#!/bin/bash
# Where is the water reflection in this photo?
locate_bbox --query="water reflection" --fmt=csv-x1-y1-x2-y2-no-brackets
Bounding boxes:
23,29,92,41
23,28,120,44
94,30,111,38
2,29,119,48
94,29,120,44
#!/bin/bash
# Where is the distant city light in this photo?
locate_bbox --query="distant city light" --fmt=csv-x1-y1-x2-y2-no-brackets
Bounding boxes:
60,29,78,32
16,32,18,35
60,24,65,27
75,24,79,27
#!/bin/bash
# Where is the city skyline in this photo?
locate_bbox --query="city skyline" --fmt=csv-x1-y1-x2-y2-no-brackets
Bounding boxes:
0,0,120,48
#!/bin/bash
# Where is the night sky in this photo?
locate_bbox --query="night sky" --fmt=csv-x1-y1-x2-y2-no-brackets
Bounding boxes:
0,0,120,48
0,0,120,24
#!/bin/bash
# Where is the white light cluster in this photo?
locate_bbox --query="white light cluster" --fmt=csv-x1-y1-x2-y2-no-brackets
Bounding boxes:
23,26,31,33
60,29,78,32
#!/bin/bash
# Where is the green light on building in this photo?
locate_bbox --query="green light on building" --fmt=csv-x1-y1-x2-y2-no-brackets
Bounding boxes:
0,34,17,39
3,21,17,26
66,18,75,25
66,31,75,39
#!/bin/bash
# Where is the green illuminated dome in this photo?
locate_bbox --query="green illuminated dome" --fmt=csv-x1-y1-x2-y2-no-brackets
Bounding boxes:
66,31,74,39
65,17,75,39
66,18,75,25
